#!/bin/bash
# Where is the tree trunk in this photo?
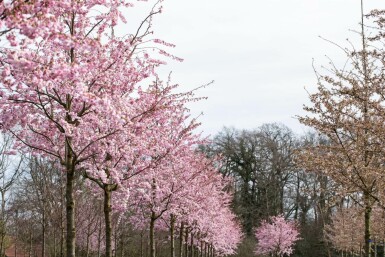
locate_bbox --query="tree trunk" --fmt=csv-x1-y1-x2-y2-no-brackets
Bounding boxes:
140,233,144,257
204,243,207,257
184,229,189,257
179,222,184,257
65,159,75,257
0,190,5,257
60,186,65,257
42,201,46,257
61,221,65,257
104,189,113,257
364,192,372,257
190,233,194,257
200,241,203,257
150,211,156,257
170,215,175,257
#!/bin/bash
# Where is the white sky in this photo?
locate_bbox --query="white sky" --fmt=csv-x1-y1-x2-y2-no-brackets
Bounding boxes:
123,0,385,137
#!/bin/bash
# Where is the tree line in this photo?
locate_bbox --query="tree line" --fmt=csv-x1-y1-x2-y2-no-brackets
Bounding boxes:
0,1,242,257
3,1,385,257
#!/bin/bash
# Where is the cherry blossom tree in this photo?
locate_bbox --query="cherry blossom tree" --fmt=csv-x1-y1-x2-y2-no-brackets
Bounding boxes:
296,4,385,257
0,2,244,257
127,143,242,257
0,1,187,257
255,215,300,257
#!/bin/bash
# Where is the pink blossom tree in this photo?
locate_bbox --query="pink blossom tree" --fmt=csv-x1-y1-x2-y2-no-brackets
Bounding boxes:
128,145,242,257
0,2,243,257
0,1,187,257
255,215,300,257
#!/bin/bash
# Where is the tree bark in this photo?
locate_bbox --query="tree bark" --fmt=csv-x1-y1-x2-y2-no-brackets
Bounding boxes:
104,189,113,257
42,208,46,257
66,166,75,257
179,222,184,257
364,192,372,257
204,243,207,257
170,215,175,257
0,190,5,257
184,228,189,257
190,233,194,257
150,211,156,257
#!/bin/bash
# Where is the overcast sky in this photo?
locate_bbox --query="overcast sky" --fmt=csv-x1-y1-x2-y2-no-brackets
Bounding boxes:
124,0,385,137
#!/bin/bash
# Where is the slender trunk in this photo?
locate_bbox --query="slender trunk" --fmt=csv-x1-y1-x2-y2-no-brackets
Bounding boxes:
0,190,5,257
190,233,194,257
66,164,75,257
200,241,203,257
42,203,46,257
179,222,184,257
184,228,189,257
60,185,65,257
374,240,377,257
209,245,213,257
364,192,372,257
294,172,300,220
170,215,175,257
150,211,156,257
104,189,113,257
140,233,144,257
61,221,65,257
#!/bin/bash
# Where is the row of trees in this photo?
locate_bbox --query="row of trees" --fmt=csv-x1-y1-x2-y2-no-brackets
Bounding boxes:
4,1,385,257
0,1,242,257
0,150,241,257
